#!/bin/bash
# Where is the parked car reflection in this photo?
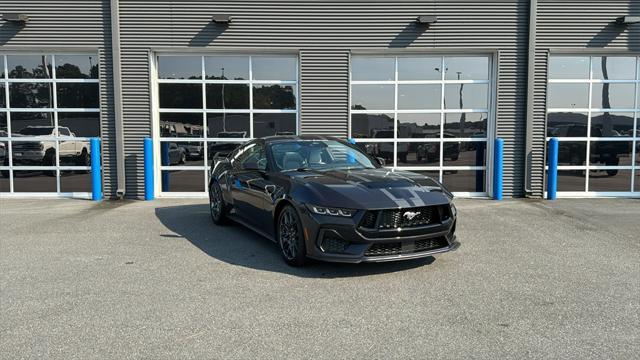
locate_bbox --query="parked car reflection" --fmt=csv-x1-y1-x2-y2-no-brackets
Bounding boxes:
11,126,90,170
208,131,246,159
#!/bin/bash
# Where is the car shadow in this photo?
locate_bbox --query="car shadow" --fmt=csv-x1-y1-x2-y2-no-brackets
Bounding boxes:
155,203,436,278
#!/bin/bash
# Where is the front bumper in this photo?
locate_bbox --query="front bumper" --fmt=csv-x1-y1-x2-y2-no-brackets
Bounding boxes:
300,206,459,264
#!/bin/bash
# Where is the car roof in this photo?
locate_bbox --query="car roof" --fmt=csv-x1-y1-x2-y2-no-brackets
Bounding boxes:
262,135,344,144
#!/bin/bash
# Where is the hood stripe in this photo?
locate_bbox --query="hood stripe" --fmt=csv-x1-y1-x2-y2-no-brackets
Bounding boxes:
380,188,411,208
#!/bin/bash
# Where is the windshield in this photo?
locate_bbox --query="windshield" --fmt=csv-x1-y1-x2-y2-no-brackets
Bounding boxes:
269,140,377,171
18,127,55,135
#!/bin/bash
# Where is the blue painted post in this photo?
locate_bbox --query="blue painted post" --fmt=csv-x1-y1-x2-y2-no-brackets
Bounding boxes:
161,142,170,192
493,138,504,200
144,137,154,200
90,138,102,201
347,138,357,164
547,137,559,200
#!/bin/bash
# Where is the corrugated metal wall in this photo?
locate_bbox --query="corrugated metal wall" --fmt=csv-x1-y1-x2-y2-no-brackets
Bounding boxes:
117,0,530,198
299,50,350,137
530,0,639,197
0,1,117,197
0,1,537,199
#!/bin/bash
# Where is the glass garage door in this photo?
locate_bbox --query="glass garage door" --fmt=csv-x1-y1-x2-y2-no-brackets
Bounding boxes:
349,55,492,196
547,55,639,196
0,54,100,196
155,54,298,195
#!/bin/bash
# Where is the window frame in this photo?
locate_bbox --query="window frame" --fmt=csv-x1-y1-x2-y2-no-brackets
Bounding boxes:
152,53,300,197
348,54,496,198
545,54,640,197
0,52,101,198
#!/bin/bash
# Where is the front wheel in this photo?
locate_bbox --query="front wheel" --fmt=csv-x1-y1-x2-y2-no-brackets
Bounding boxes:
277,205,307,267
209,180,228,225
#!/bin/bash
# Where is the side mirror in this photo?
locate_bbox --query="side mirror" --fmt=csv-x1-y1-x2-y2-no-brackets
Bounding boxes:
376,157,386,166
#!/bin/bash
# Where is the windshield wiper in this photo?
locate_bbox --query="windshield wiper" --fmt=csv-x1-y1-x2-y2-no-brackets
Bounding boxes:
296,167,313,172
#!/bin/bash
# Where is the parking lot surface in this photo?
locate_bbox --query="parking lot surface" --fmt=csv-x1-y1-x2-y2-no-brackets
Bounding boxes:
1,198,639,359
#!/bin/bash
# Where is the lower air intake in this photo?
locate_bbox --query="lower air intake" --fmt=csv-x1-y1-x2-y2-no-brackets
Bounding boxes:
364,242,402,257
414,237,448,252
320,232,349,254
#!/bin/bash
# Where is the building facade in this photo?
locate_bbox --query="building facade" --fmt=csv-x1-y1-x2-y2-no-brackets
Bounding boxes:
0,0,638,199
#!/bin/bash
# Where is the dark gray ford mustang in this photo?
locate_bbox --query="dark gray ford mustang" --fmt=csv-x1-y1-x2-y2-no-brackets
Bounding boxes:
209,135,459,266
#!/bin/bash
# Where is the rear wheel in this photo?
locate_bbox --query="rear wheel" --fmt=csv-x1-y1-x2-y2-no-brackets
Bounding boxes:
43,151,56,177
277,205,307,267
209,180,228,225
76,149,91,174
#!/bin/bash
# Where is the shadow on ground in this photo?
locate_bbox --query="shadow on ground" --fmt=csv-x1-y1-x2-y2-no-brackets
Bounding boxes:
155,203,435,278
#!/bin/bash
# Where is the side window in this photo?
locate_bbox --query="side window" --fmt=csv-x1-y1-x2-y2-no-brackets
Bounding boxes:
59,127,71,136
232,142,267,170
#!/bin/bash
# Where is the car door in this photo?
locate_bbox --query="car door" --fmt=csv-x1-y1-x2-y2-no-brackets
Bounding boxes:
57,127,74,165
229,141,272,228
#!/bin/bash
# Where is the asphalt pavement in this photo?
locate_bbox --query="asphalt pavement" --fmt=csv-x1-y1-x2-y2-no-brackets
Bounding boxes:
1,198,639,359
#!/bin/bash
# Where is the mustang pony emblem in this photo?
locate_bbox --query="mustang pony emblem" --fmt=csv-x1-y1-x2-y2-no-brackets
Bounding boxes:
403,211,420,220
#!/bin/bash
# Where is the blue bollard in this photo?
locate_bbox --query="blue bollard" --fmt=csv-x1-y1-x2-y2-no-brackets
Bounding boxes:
493,138,504,200
90,138,102,201
346,138,357,164
161,142,170,192
547,138,559,200
144,137,154,200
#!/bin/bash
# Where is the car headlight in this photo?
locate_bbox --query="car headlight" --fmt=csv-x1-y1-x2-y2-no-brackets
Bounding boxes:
450,202,457,217
307,205,355,217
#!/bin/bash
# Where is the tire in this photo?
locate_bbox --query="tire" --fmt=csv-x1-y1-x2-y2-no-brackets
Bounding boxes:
179,152,186,165
76,149,91,174
606,169,618,176
277,205,307,267
209,180,229,225
43,151,56,177
1,157,8,178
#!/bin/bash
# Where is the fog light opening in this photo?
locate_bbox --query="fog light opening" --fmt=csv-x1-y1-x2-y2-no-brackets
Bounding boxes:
319,230,350,254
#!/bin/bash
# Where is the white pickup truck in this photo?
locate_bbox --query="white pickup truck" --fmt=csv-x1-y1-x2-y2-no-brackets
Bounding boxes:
9,126,90,170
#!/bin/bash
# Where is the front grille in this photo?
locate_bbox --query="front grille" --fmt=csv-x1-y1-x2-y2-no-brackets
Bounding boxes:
365,242,401,257
378,206,437,229
360,211,378,229
13,143,42,151
414,237,448,252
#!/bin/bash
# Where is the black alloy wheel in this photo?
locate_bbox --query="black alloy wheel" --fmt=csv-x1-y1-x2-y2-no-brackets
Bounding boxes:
209,180,228,225
277,205,307,266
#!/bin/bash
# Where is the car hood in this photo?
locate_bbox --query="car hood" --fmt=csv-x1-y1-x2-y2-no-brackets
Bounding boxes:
292,168,451,209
